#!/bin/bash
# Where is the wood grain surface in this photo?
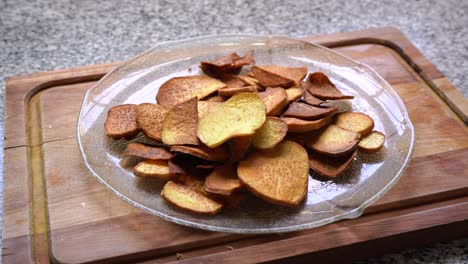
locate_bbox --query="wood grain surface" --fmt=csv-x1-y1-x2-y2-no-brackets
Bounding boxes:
3,27,468,264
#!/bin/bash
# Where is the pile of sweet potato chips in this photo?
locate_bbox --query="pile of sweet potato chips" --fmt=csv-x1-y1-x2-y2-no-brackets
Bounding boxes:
104,51,385,215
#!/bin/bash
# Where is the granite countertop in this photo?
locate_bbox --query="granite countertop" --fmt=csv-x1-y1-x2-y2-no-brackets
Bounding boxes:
1,0,467,263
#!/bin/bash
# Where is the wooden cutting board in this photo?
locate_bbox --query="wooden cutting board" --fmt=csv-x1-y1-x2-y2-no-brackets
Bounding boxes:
3,27,468,264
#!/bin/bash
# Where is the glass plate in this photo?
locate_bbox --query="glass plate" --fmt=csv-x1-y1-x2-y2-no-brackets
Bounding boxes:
77,35,415,234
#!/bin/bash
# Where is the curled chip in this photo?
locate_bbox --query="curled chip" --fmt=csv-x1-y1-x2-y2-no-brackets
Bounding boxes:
161,181,223,215
302,72,354,100
197,93,266,148
238,140,309,206
281,115,332,133
229,136,253,162
170,145,229,162
358,131,385,153
218,86,257,97
133,160,174,180
104,104,139,139
334,112,375,136
302,90,324,106
258,87,289,116
162,97,199,145
204,165,242,196
200,52,255,77
308,150,357,178
121,143,172,160
156,76,226,107
283,102,337,120
136,103,168,141
257,65,307,86
252,117,288,149
252,66,295,88
307,125,360,157
285,87,304,102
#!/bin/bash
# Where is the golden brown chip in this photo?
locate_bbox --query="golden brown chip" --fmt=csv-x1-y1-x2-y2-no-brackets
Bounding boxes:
285,87,304,102
258,87,289,116
121,143,172,160
281,115,332,133
307,125,360,156
252,66,295,88
238,140,309,206
218,86,257,97
302,90,325,106
219,74,246,88
197,101,222,119
197,93,266,148
237,75,263,90
170,145,229,162
334,112,375,136
161,181,223,215
308,150,357,177
204,165,242,196
358,131,385,153
258,65,307,86
229,136,253,162
302,72,354,100
203,95,226,102
133,160,174,180
252,117,288,149
162,98,199,145
283,102,337,120
136,103,168,141
200,52,255,77
104,104,139,139
156,76,226,107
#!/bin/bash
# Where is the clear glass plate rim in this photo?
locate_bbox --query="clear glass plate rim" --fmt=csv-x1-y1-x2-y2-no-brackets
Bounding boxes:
76,34,415,234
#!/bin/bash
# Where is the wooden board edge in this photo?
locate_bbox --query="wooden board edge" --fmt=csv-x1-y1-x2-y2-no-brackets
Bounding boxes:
170,196,468,264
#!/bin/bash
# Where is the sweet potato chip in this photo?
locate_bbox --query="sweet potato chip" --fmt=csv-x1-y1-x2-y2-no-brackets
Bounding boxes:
203,95,226,102
161,181,223,215
104,104,139,139
334,112,375,136
156,76,226,107
252,117,288,149
162,98,199,145
281,115,332,132
237,75,263,90
170,145,229,162
121,143,172,160
358,131,385,153
136,103,168,141
283,102,337,120
133,160,174,180
197,101,221,119
204,165,242,196
229,136,253,162
308,150,357,177
285,87,304,102
307,125,360,156
302,72,354,100
219,74,246,88
168,159,186,175
252,66,295,88
258,87,289,116
218,86,257,97
302,90,324,106
258,65,307,86
200,52,255,77
238,140,309,206
197,93,266,148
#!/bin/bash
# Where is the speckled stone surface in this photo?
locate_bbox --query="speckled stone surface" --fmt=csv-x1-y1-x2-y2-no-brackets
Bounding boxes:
1,0,467,262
